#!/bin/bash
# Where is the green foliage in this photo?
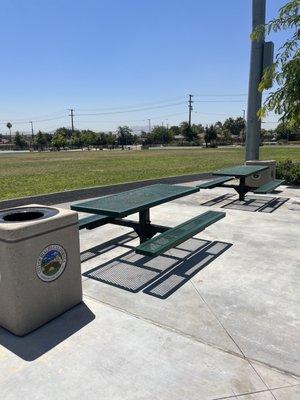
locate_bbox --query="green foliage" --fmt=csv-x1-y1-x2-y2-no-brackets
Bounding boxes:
80,130,97,147
251,0,300,128
180,122,198,142
151,126,174,144
54,127,74,139
117,126,133,149
35,130,48,150
204,125,218,146
14,131,28,149
276,159,300,184
51,133,66,150
223,117,245,136
275,121,296,140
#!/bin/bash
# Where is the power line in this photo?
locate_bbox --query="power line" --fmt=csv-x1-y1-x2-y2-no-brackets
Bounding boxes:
198,101,247,104
0,110,67,123
75,112,187,124
193,93,247,97
0,94,249,123
75,96,186,111
0,115,67,125
75,102,186,116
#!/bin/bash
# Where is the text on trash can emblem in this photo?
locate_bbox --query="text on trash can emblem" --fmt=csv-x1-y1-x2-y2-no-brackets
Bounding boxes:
36,245,67,282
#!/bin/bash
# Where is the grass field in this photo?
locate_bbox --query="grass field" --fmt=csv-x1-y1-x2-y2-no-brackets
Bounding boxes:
0,147,299,201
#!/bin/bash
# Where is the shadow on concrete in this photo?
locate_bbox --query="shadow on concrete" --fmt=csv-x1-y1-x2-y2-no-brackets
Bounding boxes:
80,232,137,263
201,193,235,207
144,241,232,299
83,236,232,298
0,302,95,361
222,195,289,213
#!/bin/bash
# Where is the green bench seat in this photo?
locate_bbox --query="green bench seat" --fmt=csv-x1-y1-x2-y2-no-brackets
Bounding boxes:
253,179,284,194
135,210,225,257
197,176,233,189
78,214,111,230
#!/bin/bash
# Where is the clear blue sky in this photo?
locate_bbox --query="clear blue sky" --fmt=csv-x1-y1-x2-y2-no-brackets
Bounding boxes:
0,0,290,133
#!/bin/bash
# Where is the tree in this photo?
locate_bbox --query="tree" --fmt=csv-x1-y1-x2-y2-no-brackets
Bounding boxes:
169,125,180,136
275,121,295,141
80,130,97,148
251,0,300,128
52,133,66,150
180,121,198,142
117,126,133,149
151,126,173,144
106,131,117,147
220,129,232,144
35,131,47,151
6,122,12,143
54,127,74,139
14,131,28,149
204,125,218,147
223,117,245,137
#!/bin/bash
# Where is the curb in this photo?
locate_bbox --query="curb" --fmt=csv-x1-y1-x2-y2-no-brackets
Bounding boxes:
0,173,212,209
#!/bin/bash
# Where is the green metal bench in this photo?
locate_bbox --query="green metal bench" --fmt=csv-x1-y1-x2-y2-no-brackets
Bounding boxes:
197,176,233,189
135,210,225,257
78,214,111,230
253,179,284,194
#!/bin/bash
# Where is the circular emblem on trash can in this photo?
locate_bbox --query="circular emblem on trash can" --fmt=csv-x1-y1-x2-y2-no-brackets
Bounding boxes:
36,244,67,282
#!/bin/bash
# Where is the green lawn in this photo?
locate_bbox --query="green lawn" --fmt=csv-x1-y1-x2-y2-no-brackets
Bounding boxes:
0,147,299,201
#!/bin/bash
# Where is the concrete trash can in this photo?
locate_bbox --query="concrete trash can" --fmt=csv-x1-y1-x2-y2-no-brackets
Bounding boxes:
0,204,82,336
245,160,276,188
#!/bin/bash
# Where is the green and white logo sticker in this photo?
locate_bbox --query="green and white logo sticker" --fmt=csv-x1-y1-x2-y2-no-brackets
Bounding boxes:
36,244,67,282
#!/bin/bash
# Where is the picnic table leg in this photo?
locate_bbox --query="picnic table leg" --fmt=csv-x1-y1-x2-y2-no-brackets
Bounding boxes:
237,177,247,201
139,209,152,244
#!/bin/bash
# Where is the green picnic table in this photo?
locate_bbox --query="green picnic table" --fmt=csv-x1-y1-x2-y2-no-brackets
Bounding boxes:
213,165,268,201
197,165,284,201
71,183,225,257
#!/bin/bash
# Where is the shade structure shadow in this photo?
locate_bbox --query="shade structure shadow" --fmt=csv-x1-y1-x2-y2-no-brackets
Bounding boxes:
144,241,232,299
80,232,137,263
0,302,95,361
222,195,289,213
83,237,231,298
201,193,235,207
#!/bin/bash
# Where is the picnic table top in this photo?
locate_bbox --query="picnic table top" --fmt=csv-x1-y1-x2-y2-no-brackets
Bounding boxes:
213,165,269,178
71,183,199,218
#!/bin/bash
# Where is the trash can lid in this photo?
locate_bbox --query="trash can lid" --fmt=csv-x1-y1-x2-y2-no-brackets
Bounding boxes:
0,204,78,242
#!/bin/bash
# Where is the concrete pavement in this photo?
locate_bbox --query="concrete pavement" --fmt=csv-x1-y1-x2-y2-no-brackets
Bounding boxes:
0,180,299,399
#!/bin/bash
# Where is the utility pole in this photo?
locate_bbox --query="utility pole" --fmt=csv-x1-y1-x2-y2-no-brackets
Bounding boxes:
69,108,75,132
188,94,194,128
245,0,266,161
242,110,246,145
30,121,34,147
147,118,151,133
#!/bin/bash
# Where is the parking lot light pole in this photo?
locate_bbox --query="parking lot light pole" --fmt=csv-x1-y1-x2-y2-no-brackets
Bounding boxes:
245,0,266,161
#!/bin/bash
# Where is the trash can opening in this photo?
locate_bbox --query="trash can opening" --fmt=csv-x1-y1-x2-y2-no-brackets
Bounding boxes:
4,211,44,222
0,207,59,223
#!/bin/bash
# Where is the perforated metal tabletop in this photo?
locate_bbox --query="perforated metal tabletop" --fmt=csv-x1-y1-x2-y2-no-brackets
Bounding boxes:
71,183,199,218
213,165,268,178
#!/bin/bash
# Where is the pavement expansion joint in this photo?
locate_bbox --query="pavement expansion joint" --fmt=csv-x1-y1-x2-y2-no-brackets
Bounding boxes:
83,293,300,381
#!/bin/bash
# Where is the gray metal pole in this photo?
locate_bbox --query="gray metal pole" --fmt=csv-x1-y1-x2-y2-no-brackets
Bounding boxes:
245,0,266,161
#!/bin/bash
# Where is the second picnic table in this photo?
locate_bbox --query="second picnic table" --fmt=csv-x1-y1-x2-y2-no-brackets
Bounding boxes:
213,165,268,201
